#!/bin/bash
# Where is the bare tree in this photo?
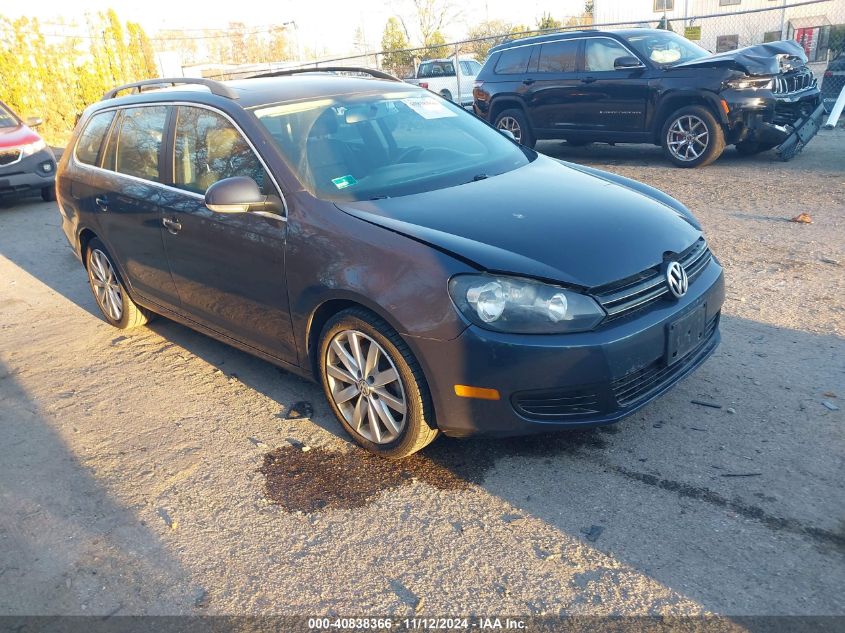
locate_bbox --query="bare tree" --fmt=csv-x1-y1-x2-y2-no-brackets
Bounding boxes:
392,0,461,49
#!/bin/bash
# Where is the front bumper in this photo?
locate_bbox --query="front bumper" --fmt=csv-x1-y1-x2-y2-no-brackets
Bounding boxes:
723,88,823,156
410,260,725,437
0,148,56,196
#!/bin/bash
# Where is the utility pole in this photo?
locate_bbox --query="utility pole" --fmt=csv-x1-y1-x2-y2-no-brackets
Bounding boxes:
780,0,788,39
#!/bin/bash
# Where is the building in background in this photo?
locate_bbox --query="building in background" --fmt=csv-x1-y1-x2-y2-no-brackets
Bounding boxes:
593,0,844,63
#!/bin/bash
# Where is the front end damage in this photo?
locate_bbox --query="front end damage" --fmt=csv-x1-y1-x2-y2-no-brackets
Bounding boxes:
709,44,824,160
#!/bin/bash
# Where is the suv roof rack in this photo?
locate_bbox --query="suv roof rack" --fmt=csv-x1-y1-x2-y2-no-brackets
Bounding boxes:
252,66,401,82
102,78,239,101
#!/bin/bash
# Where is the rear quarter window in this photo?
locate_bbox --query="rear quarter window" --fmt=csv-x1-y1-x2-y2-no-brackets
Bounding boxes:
111,106,169,182
494,47,533,75
75,110,116,166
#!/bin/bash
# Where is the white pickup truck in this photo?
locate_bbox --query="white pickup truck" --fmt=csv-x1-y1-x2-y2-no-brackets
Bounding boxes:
405,56,482,107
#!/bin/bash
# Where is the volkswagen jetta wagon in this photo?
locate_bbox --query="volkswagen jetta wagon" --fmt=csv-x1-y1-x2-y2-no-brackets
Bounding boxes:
56,70,724,458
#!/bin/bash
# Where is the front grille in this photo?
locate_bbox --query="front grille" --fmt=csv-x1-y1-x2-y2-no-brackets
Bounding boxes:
513,388,601,419
773,68,817,95
0,149,22,167
592,238,712,321
612,313,719,407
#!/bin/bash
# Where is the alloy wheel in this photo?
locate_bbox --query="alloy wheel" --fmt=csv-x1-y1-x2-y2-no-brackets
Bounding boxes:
325,330,407,444
666,115,710,162
88,249,123,321
497,116,522,143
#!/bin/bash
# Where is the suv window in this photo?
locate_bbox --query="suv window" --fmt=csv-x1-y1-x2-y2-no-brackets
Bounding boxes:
418,61,455,78
494,47,532,74
584,38,633,72
75,111,116,166
173,106,269,195
112,106,168,182
537,40,579,73
0,102,18,128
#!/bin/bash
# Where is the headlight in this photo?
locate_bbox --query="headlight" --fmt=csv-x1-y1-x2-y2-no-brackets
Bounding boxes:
724,77,774,91
20,139,47,157
448,274,605,334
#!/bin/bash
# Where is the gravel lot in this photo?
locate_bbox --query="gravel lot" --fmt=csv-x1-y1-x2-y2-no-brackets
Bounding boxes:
1,131,843,619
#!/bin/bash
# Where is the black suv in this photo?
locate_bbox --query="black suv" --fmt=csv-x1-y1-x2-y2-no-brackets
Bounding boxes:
473,29,824,167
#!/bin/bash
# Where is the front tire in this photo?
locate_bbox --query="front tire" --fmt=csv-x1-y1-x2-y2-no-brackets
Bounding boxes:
85,238,152,329
661,105,725,168
318,308,438,458
41,185,56,202
495,108,536,148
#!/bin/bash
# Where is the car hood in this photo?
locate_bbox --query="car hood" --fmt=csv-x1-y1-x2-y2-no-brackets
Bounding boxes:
0,124,40,149
673,40,808,76
335,156,701,289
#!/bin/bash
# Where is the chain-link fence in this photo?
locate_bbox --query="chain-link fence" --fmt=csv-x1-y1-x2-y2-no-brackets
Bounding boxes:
205,0,844,92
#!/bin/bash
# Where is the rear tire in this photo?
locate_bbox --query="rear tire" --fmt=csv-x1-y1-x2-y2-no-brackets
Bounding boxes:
318,308,439,458
85,238,152,329
494,108,536,148
661,105,725,168
735,140,777,156
41,185,56,202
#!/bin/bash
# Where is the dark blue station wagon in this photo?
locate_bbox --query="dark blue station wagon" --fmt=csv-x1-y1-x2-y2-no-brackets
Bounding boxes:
56,71,724,458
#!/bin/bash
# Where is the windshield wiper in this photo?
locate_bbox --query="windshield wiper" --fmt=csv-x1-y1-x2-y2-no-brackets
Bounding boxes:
472,174,489,182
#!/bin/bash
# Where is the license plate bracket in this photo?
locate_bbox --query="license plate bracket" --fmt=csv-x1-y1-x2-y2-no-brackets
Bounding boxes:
666,304,707,366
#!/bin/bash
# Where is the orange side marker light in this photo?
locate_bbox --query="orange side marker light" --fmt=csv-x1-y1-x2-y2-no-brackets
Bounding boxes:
454,385,501,400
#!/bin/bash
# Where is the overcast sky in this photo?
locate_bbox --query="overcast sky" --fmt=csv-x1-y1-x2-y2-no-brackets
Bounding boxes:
6,0,589,56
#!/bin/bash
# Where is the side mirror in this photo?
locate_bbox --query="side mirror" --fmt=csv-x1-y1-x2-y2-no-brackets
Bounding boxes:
205,176,283,218
499,128,516,141
614,56,645,70
25,116,43,128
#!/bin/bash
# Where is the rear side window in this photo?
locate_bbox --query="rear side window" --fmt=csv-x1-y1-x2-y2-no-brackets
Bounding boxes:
112,106,169,182
494,47,533,74
75,111,116,166
173,106,269,195
418,61,455,78
537,40,580,73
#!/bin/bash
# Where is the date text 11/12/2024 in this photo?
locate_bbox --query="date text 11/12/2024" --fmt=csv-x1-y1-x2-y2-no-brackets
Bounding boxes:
307,617,527,630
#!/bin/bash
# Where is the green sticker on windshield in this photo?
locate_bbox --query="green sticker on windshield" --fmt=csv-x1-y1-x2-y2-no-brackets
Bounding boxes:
332,175,358,189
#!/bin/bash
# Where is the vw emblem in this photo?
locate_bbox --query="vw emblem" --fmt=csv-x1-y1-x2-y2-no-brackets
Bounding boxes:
665,261,688,298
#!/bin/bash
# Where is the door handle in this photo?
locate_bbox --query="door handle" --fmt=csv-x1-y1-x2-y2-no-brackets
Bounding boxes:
582,76,597,84
94,195,109,211
162,217,182,234
522,78,535,86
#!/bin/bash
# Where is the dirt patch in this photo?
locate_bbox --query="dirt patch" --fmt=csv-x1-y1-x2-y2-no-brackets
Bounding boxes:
260,430,608,513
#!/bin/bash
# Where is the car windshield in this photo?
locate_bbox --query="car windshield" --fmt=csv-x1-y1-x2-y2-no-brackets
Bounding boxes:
626,31,710,66
253,90,532,201
0,103,18,128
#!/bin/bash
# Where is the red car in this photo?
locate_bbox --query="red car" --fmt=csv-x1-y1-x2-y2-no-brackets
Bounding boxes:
0,100,56,202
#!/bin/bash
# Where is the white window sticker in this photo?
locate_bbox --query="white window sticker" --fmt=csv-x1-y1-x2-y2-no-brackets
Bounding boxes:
401,96,458,120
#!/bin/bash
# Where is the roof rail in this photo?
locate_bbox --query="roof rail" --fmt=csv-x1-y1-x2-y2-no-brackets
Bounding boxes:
102,78,239,101
252,66,401,82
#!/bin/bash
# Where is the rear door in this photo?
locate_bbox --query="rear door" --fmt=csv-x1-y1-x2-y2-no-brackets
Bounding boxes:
524,39,584,133
578,37,650,133
159,105,296,363
92,105,181,309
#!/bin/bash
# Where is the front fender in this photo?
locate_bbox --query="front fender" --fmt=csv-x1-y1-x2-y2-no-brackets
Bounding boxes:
285,194,473,366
